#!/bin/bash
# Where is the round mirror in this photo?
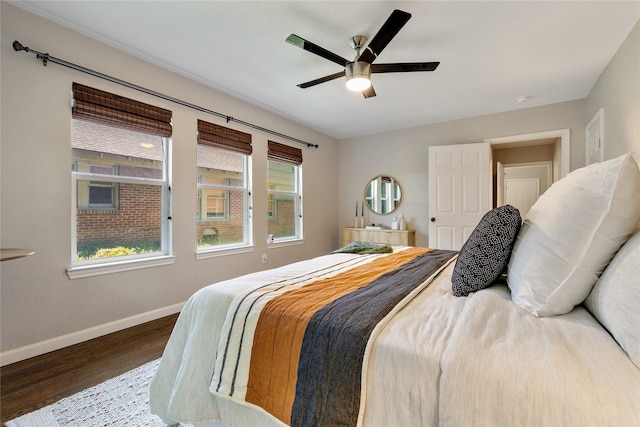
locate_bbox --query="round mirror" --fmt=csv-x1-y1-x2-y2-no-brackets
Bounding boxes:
364,175,402,215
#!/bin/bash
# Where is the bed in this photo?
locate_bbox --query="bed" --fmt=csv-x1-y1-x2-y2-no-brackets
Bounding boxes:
150,153,640,427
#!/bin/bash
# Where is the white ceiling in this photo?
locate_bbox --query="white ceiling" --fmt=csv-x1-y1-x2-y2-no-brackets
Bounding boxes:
12,1,640,140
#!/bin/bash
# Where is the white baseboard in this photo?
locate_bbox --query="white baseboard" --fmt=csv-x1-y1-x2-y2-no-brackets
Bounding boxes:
0,302,184,367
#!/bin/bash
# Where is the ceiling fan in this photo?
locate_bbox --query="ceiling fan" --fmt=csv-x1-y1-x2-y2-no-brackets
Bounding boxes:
286,9,440,98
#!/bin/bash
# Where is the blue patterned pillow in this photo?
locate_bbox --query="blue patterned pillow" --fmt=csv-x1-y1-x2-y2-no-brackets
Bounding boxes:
452,205,522,297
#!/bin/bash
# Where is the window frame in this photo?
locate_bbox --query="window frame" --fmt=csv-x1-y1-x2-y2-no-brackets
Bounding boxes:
267,158,303,243
87,180,118,209
69,132,173,275
198,180,231,222
196,146,253,255
67,83,175,278
266,190,276,220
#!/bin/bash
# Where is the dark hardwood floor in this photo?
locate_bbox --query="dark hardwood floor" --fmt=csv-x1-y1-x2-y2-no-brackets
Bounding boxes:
0,313,179,425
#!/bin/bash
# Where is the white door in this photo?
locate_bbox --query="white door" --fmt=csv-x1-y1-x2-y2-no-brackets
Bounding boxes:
428,143,491,250
505,178,539,217
497,161,551,218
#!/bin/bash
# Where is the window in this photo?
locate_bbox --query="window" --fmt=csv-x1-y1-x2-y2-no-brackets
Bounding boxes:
200,185,228,220
72,165,120,209
197,120,252,251
70,83,172,266
88,181,118,207
267,141,302,241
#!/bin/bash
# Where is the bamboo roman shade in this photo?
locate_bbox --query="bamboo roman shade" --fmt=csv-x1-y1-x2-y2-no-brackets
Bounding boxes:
72,82,172,137
197,119,252,155
268,140,303,165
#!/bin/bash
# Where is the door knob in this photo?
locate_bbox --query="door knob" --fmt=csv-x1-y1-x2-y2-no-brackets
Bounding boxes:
430,217,436,222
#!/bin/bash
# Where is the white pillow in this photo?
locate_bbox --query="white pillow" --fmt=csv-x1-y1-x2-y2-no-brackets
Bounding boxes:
584,231,640,368
507,153,640,317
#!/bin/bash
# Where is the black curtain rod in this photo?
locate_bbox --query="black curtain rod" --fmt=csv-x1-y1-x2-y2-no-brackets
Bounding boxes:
12,40,319,149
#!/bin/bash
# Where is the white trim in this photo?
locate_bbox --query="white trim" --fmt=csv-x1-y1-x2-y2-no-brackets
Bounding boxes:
497,161,505,206
485,128,571,178
268,238,305,248
267,159,303,241
66,254,176,279
501,161,553,189
71,130,172,271
73,172,164,186
0,302,184,367
586,108,604,165
195,245,255,260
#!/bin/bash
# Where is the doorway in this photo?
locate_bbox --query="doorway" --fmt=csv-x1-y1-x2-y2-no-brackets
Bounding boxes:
497,161,553,217
427,129,570,249
486,129,570,213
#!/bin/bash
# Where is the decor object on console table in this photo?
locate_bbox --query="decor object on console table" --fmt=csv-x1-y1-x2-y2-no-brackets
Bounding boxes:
398,214,407,230
342,227,415,247
391,217,398,230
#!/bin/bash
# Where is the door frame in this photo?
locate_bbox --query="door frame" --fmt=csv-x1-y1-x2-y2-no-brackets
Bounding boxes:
485,128,570,208
497,160,553,206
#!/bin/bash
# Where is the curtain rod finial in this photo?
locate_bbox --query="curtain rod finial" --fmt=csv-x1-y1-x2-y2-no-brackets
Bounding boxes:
13,40,26,52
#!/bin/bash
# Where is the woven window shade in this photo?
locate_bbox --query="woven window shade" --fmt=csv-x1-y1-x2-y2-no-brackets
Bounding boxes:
72,82,172,137
197,119,252,155
268,140,303,165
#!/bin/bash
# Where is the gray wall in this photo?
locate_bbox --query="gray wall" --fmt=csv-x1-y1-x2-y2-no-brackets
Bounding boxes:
1,4,637,363
586,20,640,158
0,4,339,361
338,100,586,247
339,19,639,248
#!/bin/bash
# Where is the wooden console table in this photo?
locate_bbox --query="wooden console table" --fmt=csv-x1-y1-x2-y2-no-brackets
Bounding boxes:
342,228,415,247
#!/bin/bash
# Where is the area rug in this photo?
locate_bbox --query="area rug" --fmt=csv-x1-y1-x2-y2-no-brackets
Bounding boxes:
6,359,193,427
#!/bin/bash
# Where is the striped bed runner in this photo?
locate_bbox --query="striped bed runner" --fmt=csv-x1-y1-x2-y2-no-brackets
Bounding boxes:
211,247,457,427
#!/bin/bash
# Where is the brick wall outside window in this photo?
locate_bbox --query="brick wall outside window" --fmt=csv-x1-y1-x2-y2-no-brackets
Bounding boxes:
77,183,161,247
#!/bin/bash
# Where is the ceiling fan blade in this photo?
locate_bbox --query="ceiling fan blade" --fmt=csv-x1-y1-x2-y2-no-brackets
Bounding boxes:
371,62,440,73
297,71,346,89
286,34,349,67
362,85,376,98
358,9,411,64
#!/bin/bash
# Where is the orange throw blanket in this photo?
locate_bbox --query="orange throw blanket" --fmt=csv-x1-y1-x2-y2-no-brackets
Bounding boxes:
246,247,431,422
211,247,457,427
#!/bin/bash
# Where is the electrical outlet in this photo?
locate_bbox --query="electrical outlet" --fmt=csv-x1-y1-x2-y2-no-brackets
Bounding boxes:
262,254,268,264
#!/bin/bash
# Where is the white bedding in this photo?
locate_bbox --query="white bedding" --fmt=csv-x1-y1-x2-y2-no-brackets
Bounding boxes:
438,276,640,425
150,250,640,427
149,252,368,425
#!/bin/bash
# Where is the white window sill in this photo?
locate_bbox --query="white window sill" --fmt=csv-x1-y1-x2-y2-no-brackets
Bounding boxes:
268,238,305,248
195,245,255,260
66,255,177,279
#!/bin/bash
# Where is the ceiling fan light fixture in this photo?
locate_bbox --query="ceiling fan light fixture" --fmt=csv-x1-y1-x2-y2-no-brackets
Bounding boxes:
345,61,371,91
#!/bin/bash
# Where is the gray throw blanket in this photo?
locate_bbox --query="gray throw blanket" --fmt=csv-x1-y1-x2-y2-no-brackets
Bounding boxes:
332,241,393,254
291,249,457,426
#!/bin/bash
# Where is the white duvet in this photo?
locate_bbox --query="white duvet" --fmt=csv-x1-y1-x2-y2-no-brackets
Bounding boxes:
150,251,640,426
